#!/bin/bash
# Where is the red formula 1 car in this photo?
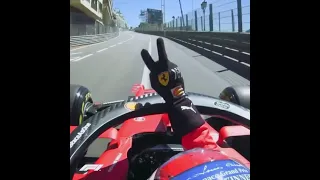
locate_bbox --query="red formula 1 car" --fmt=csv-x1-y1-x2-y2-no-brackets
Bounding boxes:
70,84,250,180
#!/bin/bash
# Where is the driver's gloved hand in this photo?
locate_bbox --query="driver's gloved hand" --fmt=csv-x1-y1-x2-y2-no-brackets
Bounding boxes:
141,38,205,137
141,38,186,105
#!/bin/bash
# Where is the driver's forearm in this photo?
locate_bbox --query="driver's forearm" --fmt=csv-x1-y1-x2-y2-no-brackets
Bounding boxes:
168,98,219,150
168,98,205,137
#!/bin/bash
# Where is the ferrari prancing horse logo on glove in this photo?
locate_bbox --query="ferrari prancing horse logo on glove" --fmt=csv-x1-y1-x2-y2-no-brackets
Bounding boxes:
158,71,169,86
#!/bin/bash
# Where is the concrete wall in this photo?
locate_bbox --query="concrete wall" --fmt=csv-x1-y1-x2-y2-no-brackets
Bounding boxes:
136,30,250,80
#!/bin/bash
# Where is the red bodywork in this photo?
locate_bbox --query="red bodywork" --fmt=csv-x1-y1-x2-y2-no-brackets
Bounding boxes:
71,84,250,180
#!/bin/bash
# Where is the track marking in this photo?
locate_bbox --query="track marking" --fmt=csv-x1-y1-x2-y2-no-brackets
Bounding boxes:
96,34,135,53
165,36,250,68
70,57,80,61
71,54,93,62
97,48,108,53
70,52,82,55
213,44,222,47
212,51,222,56
121,34,134,43
224,55,239,62
241,62,250,67
225,47,239,52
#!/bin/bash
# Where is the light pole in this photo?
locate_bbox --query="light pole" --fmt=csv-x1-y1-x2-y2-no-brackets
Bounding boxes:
161,0,166,36
201,0,207,31
172,16,175,31
192,0,194,29
178,0,185,29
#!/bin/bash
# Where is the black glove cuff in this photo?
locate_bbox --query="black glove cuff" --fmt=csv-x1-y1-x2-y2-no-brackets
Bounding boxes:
168,97,205,138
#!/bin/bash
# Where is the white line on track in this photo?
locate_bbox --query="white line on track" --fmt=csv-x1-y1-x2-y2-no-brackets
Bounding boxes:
141,36,152,89
168,36,250,67
97,48,108,53
71,54,93,62
121,34,134,43
225,47,239,52
70,52,82,55
224,55,239,62
96,34,135,53
212,51,222,56
241,62,250,67
213,44,222,47
70,56,80,61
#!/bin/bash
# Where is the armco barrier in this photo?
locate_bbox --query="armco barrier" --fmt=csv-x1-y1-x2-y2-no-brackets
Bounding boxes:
70,32,119,47
135,30,250,80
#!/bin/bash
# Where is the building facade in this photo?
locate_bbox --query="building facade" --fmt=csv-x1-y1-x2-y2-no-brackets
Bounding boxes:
70,0,116,36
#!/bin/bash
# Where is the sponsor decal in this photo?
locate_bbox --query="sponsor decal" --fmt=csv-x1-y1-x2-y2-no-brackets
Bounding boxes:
181,102,196,113
134,117,145,121
171,85,185,98
172,159,250,180
158,71,169,86
124,102,138,111
79,164,103,172
70,123,91,148
214,101,230,109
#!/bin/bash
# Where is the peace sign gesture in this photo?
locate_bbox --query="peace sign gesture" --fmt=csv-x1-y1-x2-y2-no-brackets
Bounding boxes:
141,38,185,104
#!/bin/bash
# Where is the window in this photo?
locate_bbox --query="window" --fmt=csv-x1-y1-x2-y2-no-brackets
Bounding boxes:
91,0,97,11
98,2,102,13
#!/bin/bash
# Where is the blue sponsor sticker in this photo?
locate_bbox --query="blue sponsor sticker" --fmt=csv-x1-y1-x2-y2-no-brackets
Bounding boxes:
172,159,250,180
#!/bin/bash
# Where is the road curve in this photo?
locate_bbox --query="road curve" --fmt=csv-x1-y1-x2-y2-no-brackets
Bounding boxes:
70,31,249,103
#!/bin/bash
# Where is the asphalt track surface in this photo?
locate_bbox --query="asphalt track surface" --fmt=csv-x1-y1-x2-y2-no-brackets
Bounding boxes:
70,31,249,157
71,31,249,102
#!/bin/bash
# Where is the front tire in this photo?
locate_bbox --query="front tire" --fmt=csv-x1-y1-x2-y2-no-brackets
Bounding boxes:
70,84,93,126
219,86,250,109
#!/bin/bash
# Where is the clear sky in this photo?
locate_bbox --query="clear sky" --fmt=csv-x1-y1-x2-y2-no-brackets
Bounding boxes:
113,0,250,31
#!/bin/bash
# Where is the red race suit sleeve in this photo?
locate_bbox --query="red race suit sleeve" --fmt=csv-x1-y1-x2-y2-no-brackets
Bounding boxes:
182,122,219,150
168,98,219,150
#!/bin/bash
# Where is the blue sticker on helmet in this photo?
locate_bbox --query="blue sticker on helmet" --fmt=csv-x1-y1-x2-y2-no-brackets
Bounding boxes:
172,159,250,180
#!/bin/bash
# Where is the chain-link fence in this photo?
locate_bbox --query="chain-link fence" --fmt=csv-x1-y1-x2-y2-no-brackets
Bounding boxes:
70,11,119,36
166,0,250,33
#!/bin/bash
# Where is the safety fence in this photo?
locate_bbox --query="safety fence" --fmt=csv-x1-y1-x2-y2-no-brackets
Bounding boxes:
70,32,119,47
165,0,250,33
135,30,250,80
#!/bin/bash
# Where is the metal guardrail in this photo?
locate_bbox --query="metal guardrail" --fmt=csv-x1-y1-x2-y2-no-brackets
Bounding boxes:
136,30,250,80
70,32,119,47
